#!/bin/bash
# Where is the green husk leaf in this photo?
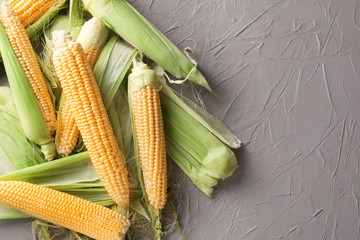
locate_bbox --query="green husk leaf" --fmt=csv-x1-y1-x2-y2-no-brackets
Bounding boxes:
162,93,237,180
94,36,138,107
94,36,137,151
82,0,214,93
166,138,218,196
68,0,84,40
0,21,55,160
155,66,241,149
0,87,45,171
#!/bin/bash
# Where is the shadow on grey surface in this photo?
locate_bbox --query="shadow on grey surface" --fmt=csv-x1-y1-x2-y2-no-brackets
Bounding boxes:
212,146,248,196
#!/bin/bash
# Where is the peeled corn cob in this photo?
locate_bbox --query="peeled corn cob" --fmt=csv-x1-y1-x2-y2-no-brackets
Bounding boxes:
0,181,130,240
56,17,108,156
52,30,130,208
0,2,57,135
11,0,59,28
129,61,167,210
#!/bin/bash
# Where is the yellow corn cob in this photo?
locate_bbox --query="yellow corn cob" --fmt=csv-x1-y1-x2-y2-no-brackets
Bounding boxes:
55,17,108,156
85,47,102,69
55,97,79,157
0,2,57,134
0,181,130,240
11,0,58,28
52,30,130,208
130,61,167,210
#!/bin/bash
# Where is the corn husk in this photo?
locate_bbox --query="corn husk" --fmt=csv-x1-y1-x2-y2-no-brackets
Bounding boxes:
156,66,241,149
0,22,55,160
0,87,45,172
82,0,214,93
68,0,84,39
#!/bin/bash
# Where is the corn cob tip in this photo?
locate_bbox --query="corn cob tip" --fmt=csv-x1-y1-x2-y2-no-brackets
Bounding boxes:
77,17,108,47
52,30,72,48
129,62,160,92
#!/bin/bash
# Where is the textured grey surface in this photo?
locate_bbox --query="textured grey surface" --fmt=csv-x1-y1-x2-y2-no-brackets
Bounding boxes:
1,0,360,239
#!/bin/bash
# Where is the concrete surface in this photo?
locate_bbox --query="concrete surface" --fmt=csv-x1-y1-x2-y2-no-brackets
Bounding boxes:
1,0,360,239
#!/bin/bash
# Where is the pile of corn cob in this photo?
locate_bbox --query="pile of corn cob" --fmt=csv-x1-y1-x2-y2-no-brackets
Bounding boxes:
0,0,241,239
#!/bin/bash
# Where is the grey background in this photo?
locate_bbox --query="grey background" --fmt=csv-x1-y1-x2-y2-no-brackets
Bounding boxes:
1,0,359,239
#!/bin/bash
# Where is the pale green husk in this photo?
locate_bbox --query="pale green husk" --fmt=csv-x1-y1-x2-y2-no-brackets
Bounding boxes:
155,66,241,149
0,22,55,160
0,87,45,172
93,35,138,151
82,0,214,93
94,36,138,107
68,0,84,39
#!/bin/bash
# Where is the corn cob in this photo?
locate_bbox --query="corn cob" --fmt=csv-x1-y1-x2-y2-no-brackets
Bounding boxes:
52,30,130,208
11,0,59,28
129,61,167,210
0,2,57,135
55,96,79,157
0,181,130,240
55,18,108,157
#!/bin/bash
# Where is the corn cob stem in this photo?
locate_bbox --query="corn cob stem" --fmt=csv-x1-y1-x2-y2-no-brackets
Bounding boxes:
0,181,130,240
52,30,130,208
129,61,167,210
0,2,57,135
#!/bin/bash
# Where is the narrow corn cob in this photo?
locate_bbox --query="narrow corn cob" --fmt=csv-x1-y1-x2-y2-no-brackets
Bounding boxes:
129,61,167,210
55,96,79,157
52,30,130,208
11,0,59,28
56,17,108,156
0,2,57,135
0,181,130,240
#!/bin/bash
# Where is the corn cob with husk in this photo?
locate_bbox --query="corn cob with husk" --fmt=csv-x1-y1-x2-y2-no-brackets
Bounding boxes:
52,30,129,208
82,0,214,93
0,2,57,136
56,17,108,157
0,4,56,160
0,181,130,240
128,61,168,211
